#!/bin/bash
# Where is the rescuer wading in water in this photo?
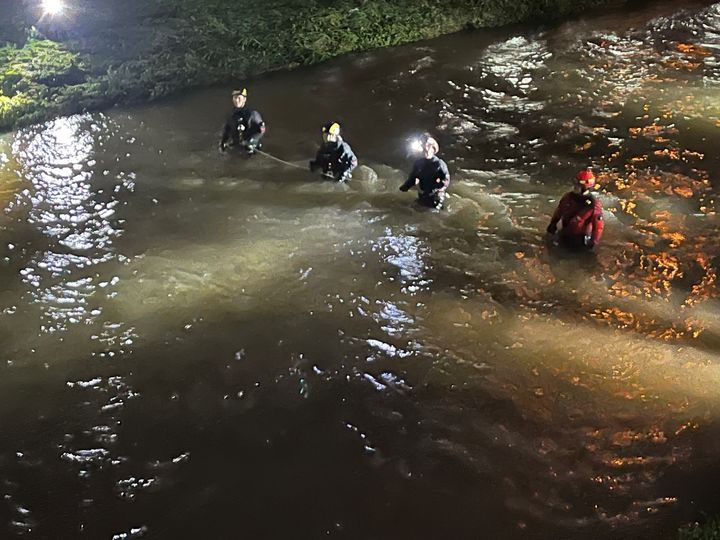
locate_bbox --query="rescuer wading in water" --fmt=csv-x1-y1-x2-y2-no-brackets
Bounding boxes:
546,168,605,249
219,88,266,155
399,135,450,209
309,122,358,182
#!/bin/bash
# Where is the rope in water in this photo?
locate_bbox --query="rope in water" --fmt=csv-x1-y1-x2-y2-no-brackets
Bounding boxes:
255,149,308,171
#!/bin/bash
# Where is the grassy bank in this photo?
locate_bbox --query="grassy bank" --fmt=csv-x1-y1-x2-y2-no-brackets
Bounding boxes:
0,0,626,131
680,517,720,540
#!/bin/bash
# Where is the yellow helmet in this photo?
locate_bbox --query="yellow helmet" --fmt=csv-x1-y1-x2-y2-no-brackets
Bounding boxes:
232,88,248,97
322,122,341,136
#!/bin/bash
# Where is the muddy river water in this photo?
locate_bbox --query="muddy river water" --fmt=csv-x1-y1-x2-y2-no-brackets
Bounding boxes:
2,1,720,538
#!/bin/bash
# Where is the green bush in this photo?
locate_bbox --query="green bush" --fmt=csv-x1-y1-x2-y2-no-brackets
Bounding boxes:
0,0,625,131
680,516,720,540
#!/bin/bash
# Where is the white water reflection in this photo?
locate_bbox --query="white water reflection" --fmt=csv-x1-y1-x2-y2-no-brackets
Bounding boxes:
475,35,549,114
11,115,125,333
375,226,431,293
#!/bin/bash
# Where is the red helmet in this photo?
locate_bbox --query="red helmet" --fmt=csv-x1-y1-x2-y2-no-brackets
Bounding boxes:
576,168,596,188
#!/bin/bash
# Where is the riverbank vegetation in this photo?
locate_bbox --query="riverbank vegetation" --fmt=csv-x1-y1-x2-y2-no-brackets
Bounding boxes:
680,516,720,540
0,0,629,131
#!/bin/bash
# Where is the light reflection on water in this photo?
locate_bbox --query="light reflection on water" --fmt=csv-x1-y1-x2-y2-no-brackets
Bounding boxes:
9,115,128,334
1,1,720,538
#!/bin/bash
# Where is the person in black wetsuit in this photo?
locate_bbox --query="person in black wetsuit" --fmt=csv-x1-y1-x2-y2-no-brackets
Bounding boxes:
219,88,266,154
309,122,358,183
399,134,450,209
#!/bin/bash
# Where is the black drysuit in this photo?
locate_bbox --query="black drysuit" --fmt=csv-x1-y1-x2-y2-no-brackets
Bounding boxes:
310,138,358,182
220,107,265,151
400,156,450,208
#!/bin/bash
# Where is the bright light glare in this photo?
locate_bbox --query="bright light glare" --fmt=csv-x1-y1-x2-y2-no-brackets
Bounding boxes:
42,0,65,15
409,139,423,154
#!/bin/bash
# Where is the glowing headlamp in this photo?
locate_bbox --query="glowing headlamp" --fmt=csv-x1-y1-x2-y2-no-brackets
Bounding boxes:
409,139,424,154
42,0,65,16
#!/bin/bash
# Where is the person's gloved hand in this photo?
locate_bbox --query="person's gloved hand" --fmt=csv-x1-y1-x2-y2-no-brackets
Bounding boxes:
399,184,410,192
244,143,257,155
584,235,595,248
309,160,318,172
218,141,227,153
546,223,557,234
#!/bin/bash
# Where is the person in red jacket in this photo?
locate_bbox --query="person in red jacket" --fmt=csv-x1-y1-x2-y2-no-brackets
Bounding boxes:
546,169,604,249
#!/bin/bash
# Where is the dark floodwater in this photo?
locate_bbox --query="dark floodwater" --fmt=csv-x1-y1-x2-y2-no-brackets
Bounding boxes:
2,1,720,538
